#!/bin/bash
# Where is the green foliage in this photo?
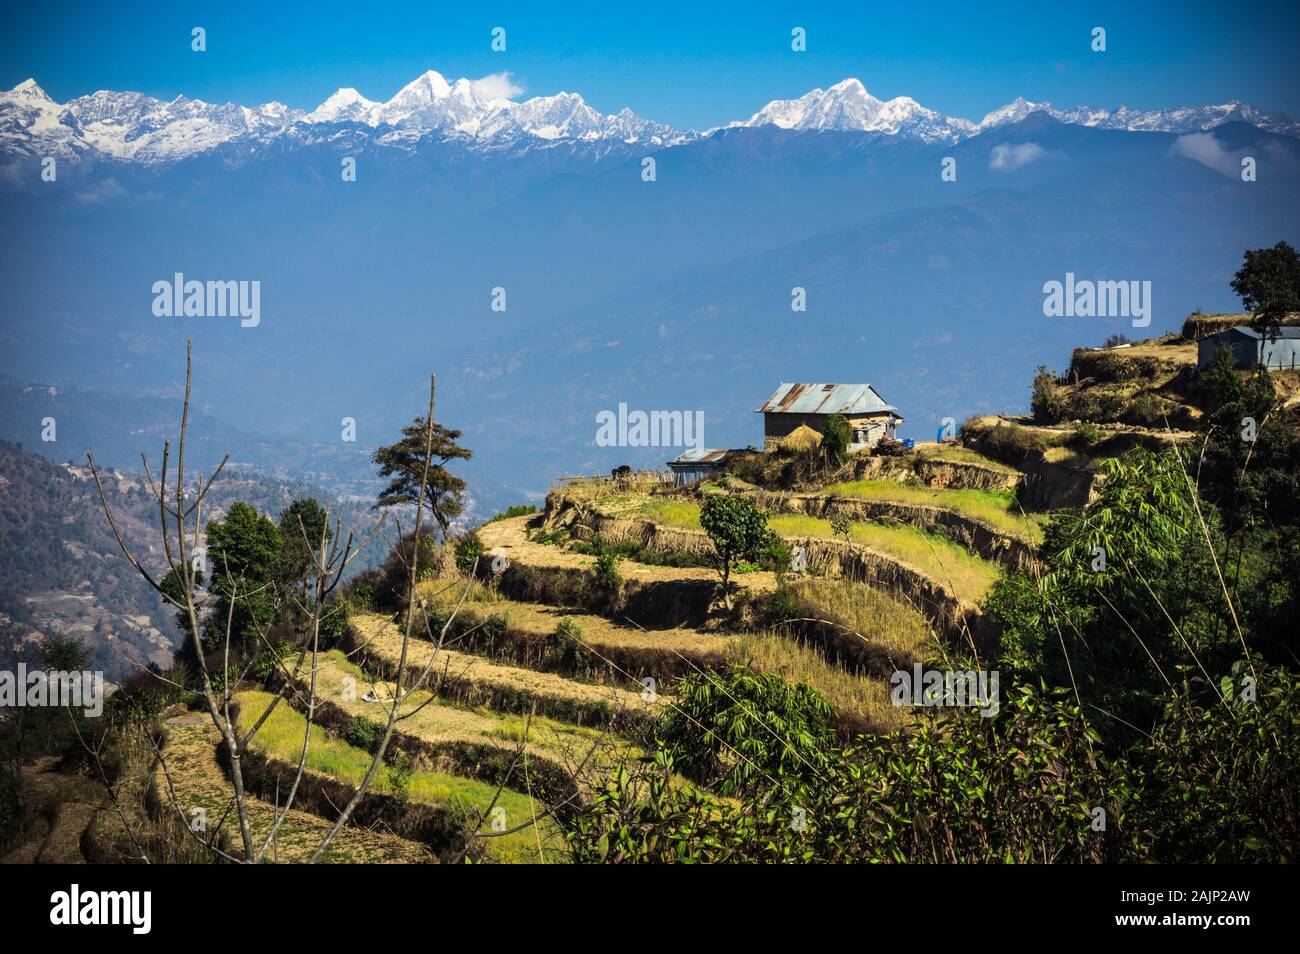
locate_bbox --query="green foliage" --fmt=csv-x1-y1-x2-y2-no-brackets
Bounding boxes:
250,639,293,682
828,513,853,542
454,531,485,576
344,716,384,753
574,668,1297,863
277,497,331,583
593,548,623,595
489,504,538,523
372,415,473,540
700,495,770,607
574,683,1126,863
203,501,284,654
1124,665,1299,862
372,531,440,610
1030,364,1064,422
821,413,852,465
553,618,594,672
1231,240,1300,337
1198,362,1299,532
654,666,835,795
988,449,1237,735
39,634,92,672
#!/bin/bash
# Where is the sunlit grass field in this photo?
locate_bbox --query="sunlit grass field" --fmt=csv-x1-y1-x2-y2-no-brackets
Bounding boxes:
820,478,1045,542
234,690,565,863
638,500,1001,603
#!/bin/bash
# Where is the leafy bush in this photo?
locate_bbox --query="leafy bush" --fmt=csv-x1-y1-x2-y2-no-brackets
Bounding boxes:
344,716,384,753
553,618,594,672
653,665,835,795
593,549,623,594
821,413,852,465
454,531,485,575
372,531,441,610
1030,364,1065,422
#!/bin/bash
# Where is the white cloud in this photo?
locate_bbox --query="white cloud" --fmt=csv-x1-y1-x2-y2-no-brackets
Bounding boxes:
989,142,1046,172
74,177,126,203
469,72,524,102
1170,132,1239,177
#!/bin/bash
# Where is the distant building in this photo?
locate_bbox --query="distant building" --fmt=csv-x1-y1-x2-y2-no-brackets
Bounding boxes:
1197,325,1300,371
666,447,733,486
756,383,902,452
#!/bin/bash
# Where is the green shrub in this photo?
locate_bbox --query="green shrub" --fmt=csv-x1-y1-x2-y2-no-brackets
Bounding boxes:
344,716,384,753
455,531,485,575
653,665,835,795
488,504,538,523
593,549,623,594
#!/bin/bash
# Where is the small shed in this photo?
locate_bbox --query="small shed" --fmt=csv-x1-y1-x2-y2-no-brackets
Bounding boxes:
1198,326,1300,371
666,448,731,486
756,383,902,452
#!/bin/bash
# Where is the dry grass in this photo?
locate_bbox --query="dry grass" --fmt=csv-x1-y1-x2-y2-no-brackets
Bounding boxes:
727,632,904,732
785,576,936,666
308,649,614,770
456,600,735,660
349,612,668,726
914,443,1020,473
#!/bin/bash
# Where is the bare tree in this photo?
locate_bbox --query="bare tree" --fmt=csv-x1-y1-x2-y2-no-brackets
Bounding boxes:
88,346,477,863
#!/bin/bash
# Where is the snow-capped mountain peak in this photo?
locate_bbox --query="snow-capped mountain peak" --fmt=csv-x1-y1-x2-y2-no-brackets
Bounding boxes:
741,78,976,143
979,96,1049,129
3,73,1296,168
9,78,53,102
307,87,382,125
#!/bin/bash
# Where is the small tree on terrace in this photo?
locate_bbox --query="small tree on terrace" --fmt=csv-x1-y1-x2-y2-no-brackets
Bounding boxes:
821,413,852,466
373,409,472,541
700,495,770,609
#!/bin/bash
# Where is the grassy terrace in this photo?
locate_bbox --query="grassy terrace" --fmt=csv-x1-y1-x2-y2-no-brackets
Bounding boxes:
820,478,1046,542
310,650,612,761
234,690,566,863
913,443,1019,472
637,500,1003,604
350,613,666,726
155,714,434,863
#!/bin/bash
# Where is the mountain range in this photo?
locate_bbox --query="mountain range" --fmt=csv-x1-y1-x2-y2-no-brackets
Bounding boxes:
2,68,1298,520
2,70,1297,164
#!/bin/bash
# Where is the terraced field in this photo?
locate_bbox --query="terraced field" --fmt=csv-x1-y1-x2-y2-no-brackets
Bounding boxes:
349,613,667,729
819,479,1046,543
135,485,974,864
630,499,1003,605
234,690,567,863
304,649,620,786
153,713,435,863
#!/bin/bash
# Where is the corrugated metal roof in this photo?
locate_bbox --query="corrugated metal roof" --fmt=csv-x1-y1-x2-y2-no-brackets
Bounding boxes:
1230,325,1300,340
756,383,898,415
667,447,731,465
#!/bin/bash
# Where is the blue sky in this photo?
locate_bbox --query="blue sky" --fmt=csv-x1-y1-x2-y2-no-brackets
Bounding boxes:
4,0,1298,128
